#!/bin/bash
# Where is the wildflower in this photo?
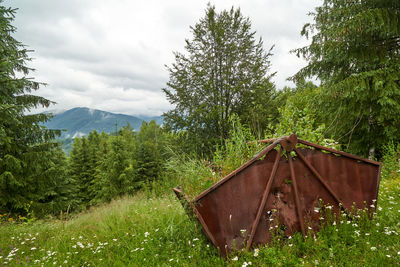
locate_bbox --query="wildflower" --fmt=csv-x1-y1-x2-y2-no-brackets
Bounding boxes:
240,229,247,235
370,247,377,251
31,247,37,250
378,207,382,211
155,228,159,232
242,261,252,266
144,232,150,237
193,238,199,241
253,248,259,257
169,259,174,262
112,239,117,242
232,256,238,261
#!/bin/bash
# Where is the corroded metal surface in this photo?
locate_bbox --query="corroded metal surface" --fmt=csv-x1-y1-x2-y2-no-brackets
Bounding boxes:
173,134,381,257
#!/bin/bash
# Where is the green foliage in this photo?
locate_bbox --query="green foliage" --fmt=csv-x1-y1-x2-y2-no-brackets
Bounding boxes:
163,4,276,156
95,125,138,202
270,82,339,149
213,116,262,175
162,117,263,198
381,141,400,179
0,2,70,216
67,121,168,208
136,121,166,184
293,0,400,156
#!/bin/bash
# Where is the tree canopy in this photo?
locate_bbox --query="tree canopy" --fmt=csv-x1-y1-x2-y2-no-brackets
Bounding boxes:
163,4,276,156
293,0,400,157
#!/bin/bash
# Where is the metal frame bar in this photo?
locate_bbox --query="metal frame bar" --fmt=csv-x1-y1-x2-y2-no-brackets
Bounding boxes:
297,139,380,166
294,148,343,206
246,146,282,249
288,152,306,235
173,188,219,250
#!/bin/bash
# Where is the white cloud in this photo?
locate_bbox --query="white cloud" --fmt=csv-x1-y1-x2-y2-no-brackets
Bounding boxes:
10,0,320,116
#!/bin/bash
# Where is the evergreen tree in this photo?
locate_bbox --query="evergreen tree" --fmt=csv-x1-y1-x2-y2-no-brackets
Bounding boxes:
95,125,138,202
163,4,275,156
68,137,93,206
293,0,400,156
0,2,64,214
136,121,165,183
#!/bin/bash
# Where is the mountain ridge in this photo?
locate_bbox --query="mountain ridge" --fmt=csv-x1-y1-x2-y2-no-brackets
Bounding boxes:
44,107,163,139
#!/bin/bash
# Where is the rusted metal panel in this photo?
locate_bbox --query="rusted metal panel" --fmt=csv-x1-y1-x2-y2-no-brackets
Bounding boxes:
173,134,381,257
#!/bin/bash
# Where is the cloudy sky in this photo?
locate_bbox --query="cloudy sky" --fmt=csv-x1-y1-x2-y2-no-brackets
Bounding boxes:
9,0,320,116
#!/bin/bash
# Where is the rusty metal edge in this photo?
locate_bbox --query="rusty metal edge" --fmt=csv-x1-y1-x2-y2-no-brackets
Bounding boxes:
373,162,382,213
194,138,281,202
297,139,380,166
173,187,220,253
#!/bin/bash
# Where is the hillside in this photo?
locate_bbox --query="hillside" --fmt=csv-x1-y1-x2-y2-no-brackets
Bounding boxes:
0,175,399,266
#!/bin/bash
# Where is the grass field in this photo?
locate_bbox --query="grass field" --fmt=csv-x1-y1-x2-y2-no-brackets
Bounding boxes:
1,173,400,266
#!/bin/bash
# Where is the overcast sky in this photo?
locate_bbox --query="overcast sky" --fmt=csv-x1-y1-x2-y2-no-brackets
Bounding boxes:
9,0,320,116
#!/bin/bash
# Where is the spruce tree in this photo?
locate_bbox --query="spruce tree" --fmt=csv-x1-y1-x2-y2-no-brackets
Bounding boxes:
0,3,64,214
136,121,165,183
293,0,400,156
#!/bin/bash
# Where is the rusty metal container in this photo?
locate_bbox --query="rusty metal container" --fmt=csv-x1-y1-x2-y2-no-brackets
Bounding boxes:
173,134,381,257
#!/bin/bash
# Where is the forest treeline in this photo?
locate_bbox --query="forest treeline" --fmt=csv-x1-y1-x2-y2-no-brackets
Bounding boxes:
1,0,400,218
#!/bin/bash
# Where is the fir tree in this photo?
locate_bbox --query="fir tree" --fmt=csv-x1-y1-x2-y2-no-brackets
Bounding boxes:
293,0,400,156
0,2,64,214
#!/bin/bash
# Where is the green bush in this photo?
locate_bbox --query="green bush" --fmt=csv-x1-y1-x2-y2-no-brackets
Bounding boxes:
381,142,400,179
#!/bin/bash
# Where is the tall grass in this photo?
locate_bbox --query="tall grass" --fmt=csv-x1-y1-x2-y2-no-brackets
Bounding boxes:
160,117,264,199
0,173,399,266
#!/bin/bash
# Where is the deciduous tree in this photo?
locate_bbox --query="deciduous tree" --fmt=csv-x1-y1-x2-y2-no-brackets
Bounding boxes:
163,4,275,156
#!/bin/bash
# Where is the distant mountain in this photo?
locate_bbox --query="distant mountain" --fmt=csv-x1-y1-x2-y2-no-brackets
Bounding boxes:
44,107,163,139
